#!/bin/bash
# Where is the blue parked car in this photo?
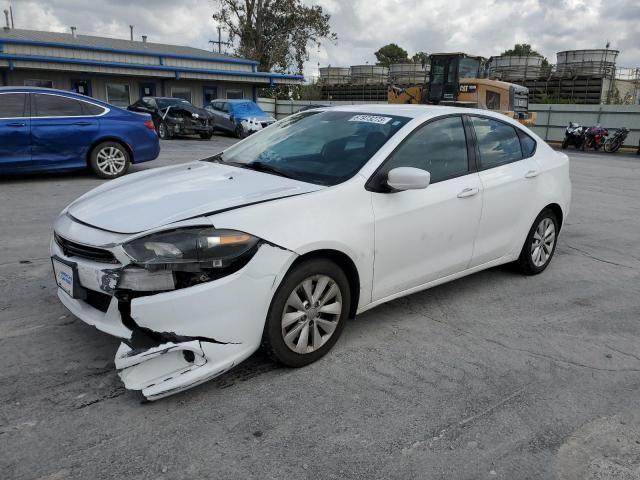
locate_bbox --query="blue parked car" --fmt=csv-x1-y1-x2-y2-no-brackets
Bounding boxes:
0,87,160,179
204,99,276,138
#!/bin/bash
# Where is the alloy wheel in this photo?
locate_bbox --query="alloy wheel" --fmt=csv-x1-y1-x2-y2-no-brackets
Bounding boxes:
531,217,556,267
281,274,342,354
96,146,126,177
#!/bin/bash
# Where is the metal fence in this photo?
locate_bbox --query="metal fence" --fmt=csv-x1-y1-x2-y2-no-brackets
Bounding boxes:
257,98,640,148
529,103,640,146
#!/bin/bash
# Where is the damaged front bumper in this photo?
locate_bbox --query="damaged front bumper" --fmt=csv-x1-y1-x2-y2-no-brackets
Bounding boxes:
51,216,296,400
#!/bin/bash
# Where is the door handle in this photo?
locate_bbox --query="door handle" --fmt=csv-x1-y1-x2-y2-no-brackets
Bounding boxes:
525,170,539,179
457,187,479,198
7,122,26,127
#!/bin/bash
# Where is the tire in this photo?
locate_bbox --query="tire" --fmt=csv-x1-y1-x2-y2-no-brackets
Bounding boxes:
261,258,351,368
199,132,213,140
561,138,569,149
234,124,246,139
89,141,130,179
157,122,172,140
515,208,559,275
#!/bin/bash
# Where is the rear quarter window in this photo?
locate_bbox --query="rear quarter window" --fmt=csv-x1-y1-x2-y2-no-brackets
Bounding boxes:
82,102,106,116
517,129,537,158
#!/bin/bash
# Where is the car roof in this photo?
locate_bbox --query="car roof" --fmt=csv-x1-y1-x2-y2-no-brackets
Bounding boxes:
0,86,111,105
312,103,523,123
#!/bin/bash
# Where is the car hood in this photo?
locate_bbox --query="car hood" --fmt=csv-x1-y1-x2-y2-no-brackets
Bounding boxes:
67,161,324,234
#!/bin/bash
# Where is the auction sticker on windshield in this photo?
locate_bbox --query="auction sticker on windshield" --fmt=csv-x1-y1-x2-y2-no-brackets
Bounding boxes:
349,114,392,124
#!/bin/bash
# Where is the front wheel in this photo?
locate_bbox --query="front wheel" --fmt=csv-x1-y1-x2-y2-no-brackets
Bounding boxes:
515,209,559,275
199,132,213,140
157,122,172,140
89,142,130,179
262,259,351,368
234,124,246,139
561,138,569,149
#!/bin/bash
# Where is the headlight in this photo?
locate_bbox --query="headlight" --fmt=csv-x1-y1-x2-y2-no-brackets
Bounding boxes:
123,227,259,270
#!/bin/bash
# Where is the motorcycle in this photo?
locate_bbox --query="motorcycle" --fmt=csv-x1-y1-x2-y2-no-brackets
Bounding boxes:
562,122,584,149
603,127,629,153
581,125,608,151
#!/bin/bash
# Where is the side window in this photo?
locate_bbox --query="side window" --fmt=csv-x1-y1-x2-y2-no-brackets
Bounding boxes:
222,103,230,113
34,94,84,117
470,116,522,169
0,93,27,118
379,116,469,184
517,129,537,158
82,102,106,116
485,91,501,110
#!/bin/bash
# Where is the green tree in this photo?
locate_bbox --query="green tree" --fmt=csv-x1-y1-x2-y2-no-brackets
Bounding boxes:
411,51,429,66
501,43,549,67
213,0,337,74
374,43,409,67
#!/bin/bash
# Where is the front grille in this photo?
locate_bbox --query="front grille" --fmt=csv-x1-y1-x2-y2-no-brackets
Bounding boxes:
85,288,112,313
54,233,118,263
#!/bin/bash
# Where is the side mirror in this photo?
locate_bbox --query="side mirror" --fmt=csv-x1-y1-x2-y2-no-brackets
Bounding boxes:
386,167,430,191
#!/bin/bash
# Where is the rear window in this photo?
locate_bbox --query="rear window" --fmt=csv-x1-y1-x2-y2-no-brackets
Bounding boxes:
0,93,26,118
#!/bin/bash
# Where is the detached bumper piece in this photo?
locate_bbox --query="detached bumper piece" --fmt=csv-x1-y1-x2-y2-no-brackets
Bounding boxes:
115,340,243,401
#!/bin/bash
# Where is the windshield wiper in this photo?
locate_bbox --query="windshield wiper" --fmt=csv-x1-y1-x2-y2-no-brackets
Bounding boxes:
244,161,297,180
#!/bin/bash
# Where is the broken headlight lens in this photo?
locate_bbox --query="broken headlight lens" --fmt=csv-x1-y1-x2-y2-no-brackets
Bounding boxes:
122,227,259,270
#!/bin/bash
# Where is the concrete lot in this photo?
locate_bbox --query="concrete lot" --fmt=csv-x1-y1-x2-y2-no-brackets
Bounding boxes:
1,137,639,480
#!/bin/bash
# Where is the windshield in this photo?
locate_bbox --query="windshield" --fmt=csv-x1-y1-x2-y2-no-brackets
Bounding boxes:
157,98,191,109
205,110,410,186
230,101,265,116
458,58,480,80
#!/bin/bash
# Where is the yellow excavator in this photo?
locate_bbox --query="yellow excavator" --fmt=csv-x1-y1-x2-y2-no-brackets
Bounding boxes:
388,53,536,126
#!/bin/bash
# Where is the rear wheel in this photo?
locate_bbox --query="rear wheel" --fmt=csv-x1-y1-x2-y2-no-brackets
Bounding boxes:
262,259,350,368
515,209,558,275
89,142,130,179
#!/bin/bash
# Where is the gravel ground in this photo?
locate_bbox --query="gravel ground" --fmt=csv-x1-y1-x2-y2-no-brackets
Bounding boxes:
0,138,639,480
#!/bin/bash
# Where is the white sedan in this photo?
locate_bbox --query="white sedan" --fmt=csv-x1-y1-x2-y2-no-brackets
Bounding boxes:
51,105,571,400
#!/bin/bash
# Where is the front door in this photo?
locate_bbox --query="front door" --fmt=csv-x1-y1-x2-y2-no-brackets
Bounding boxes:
71,79,92,97
30,93,99,170
370,115,483,301
203,86,218,107
467,115,542,266
0,92,31,170
140,83,156,98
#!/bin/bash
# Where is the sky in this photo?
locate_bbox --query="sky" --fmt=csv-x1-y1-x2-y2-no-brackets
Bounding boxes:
2,0,640,78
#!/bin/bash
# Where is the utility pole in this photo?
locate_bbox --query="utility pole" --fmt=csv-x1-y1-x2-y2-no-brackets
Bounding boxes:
209,26,230,54
9,5,14,29
129,25,134,41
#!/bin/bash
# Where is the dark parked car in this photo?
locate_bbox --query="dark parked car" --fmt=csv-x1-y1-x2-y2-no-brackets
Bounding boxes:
128,97,214,140
0,87,159,179
205,99,275,138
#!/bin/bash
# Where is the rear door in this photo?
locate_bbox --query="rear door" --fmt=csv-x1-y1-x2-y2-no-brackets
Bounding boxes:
0,92,30,170
467,115,542,266
30,93,100,169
